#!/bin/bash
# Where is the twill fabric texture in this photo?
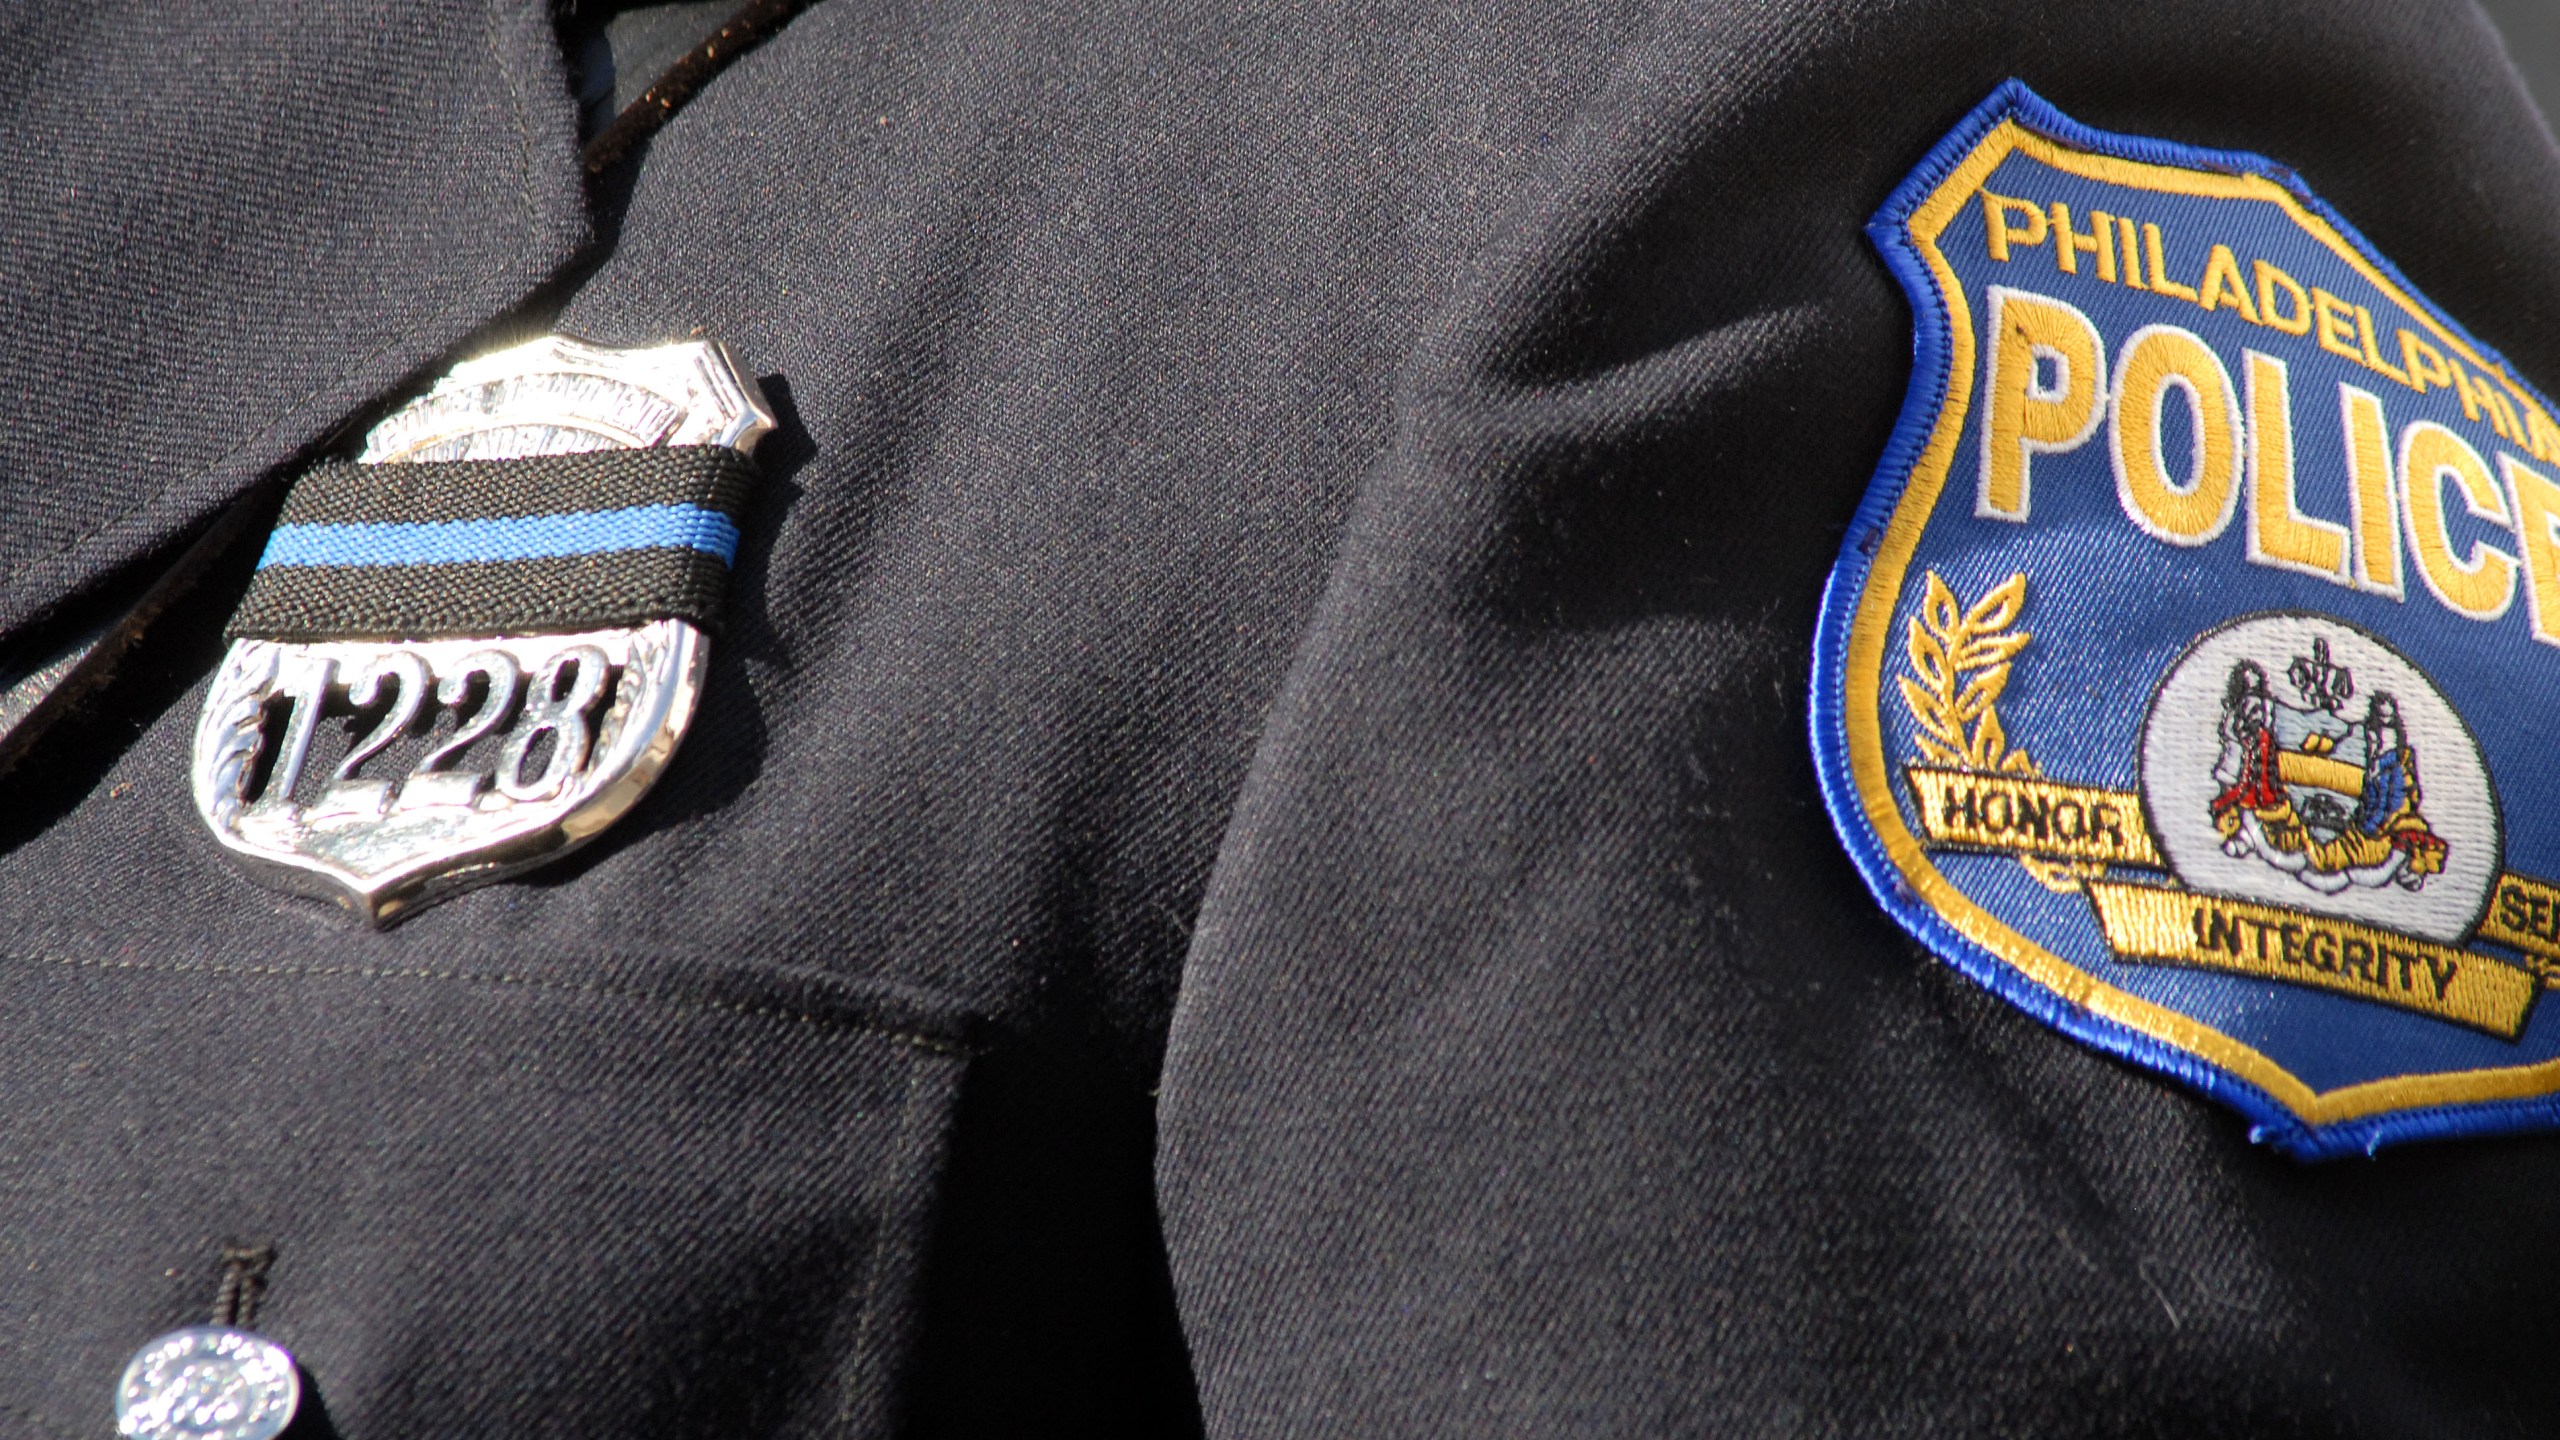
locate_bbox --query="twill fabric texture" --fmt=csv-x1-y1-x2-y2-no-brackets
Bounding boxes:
3,0,2560,1436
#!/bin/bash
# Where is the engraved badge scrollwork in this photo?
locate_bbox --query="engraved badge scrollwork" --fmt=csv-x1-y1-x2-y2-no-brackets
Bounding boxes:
191,336,773,925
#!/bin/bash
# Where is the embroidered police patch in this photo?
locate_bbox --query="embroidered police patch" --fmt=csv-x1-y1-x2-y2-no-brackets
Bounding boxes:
1814,82,2560,1157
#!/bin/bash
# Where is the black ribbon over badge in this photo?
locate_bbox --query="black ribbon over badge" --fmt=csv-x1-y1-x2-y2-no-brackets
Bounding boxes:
229,446,758,641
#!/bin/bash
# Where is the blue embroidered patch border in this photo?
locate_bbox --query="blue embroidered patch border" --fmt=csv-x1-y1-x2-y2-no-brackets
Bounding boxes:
1813,81,2560,1158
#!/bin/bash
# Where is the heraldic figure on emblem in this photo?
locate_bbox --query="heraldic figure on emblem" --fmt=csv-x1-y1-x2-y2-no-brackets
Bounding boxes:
2209,638,2449,896
2139,614,2501,950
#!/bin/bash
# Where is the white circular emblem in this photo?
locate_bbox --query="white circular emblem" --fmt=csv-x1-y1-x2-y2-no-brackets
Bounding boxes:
2139,613,2502,943
113,1327,300,1440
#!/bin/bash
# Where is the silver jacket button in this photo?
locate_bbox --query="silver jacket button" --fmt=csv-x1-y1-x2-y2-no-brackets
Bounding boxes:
113,1326,300,1440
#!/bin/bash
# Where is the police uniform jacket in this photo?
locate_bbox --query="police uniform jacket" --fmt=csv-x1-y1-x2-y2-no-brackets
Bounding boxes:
7,0,2560,1434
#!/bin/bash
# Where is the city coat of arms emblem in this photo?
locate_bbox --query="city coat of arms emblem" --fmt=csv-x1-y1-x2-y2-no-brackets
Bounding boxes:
2204,636,2449,896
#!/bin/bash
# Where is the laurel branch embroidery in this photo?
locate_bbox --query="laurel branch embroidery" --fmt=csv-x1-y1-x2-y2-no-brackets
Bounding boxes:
1898,570,2102,892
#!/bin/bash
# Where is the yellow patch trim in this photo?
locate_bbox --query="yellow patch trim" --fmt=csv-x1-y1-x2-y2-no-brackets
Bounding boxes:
2480,873,2560,969
2087,882,2538,1040
1905,766,2160,868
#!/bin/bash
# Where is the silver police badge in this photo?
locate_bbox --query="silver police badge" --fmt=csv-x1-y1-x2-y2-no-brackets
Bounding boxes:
191,336,773,925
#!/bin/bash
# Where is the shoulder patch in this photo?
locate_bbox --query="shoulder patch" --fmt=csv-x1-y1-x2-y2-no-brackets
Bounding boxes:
1813,81,2560,1157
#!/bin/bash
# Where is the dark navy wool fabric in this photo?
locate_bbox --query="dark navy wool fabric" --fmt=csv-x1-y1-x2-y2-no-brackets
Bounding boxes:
6,0,2560,1435
0,1,588,639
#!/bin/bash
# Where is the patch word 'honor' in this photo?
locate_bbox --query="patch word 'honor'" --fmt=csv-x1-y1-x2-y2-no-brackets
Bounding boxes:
1816,83,2560,1156
192,336,772,926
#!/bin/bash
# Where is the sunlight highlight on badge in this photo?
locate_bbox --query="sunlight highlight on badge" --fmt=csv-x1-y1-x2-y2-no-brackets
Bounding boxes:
1813,82,2560,1156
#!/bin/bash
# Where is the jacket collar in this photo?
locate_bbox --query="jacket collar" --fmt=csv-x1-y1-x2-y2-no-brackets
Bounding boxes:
0,0,590,638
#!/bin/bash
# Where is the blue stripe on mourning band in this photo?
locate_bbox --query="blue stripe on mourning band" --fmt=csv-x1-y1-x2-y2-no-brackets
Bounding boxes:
257,504,742,570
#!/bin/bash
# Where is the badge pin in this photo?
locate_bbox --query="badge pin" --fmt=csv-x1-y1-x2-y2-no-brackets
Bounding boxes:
192,336,773,925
